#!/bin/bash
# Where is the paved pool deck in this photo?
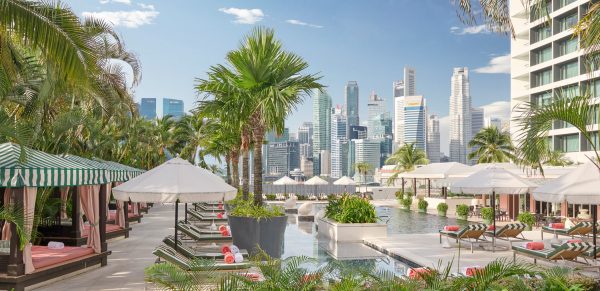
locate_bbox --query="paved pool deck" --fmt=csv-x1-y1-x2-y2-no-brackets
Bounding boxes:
34,204,178,291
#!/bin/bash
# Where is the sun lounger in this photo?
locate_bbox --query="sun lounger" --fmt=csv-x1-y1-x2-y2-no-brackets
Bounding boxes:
484,222,529,247
439,224,489,252
541,221,593,240
162,235,249,259
153,245,251,271
188,209,228,222
177,223,232,242
512,241,593,264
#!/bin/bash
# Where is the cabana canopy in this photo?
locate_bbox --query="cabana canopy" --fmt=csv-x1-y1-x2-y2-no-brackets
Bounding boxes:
304,176,329,185
333,176,356,185
63,155,130,182
94,158,144,180
450,165,537,195
0,143,107,187
400,162,472,179
273,176,298,185
113,157,236,203
533,162,600,204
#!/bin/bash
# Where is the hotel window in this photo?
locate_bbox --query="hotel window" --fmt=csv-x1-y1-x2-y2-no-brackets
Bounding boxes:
533,91,552,106
531,1,552,21
532,46,552,65
583,54,600,73
584,131,599,151
555,134,579,152
556,61,579,81
557,12,578,33
557,0,577,9
555,84,579,99
589,106,599,125
556,37,578,57
533,68,552,87
532,24,552,43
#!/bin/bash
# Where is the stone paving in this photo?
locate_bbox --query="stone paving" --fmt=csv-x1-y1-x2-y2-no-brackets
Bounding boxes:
34,204,177,291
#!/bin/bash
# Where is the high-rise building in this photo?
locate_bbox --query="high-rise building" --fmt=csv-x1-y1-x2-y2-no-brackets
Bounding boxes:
349,125,368,140
266,128,290,143
404,67,416,96
313,90,332,175
393,66,417,145
427,114,441,163
265,141,299,177
353,139,381,183
320,150,331,177
471,108,484,137
140,98,157,120
298,122,313,145
345,81,359,131
392,80,404,98
299,143,313,159
395,95,427,150
510,1,597,163
367,91,387,138
485,117,503,130
300,157,313,178
163,98,184,119
449,67,472,164
331,107,348,178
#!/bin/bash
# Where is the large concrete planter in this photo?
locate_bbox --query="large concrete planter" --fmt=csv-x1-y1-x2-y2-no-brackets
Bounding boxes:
317,217,387,242
228,215,287,258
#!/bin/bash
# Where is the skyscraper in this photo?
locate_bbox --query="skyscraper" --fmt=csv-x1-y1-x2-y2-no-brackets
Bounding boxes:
265,141,299,176
404,67,416,96
471,107,484,137
353,139,381,183
392,80,404,98
510,1,596,163
449,67,472,164
393,66,417,145
394,95,427,150
367,91,387,139
427,114,441,163
140,98,157,120
345,81,359,131
163,98,184,119
298,122,313,144
312,90,332,175
349,125,368,140
331,106,348,178
485,117,503,130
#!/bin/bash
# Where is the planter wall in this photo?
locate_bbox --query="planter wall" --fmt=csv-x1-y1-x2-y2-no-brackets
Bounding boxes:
228,215,287,258
424,198,478,214
317,217,387,242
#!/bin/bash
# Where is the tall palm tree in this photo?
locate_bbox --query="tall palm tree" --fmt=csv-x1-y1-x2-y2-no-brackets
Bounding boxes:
354,162,372,193
385,143,429,194
468,127,515,164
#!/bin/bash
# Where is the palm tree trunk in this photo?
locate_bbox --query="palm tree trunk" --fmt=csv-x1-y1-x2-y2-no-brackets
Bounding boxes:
225,153,232,185
230,150,240,189
242,149,250,200
251,126,265,206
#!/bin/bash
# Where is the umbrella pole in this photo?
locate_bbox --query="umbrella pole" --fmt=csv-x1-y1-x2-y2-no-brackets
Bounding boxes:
174,200,179,252
492,191,496,253
184,203,188,224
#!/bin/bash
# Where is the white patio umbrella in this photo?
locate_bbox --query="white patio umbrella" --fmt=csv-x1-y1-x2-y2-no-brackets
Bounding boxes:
400,162,473,179
333,176,356,193
113,157,237,250
533,162,600,249
273,176,298,195
305,176,329,196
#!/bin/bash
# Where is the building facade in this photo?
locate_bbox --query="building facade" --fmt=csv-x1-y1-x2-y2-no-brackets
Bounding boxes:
349,125,368,140
331,107,348,178
367,91,387,139
140,98,157,120
163,98,184,119
265,141,299,177
395,95,427,150
353,139,381,183
345,81,360,132
485,117,503,130
312,90,332,175
510,0,598,163
298,122,313,145
449,67,472,164
470,107,485,164
300,157,314,178
427,114,441,163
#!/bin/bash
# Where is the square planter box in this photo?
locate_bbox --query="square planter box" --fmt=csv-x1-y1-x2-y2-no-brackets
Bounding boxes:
317,217,387,242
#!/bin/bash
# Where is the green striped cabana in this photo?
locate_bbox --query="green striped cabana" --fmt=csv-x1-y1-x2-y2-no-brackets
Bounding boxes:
0,143,107,187
63,155,130,183
92,158,144,180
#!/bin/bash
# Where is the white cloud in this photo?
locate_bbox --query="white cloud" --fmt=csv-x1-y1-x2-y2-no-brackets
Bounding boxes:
138,3,154,10
100,0,131,4
450,24,489,35
286,19,323,28
439,101,511,155
474,54,511,74
82,10,159,28
219,8,264,24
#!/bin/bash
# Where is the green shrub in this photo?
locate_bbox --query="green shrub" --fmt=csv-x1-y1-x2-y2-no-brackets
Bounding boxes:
517,212,536,228
456,204,469,217
265,194,276,200
325,195,377,223
230,200,284,219
418,198,428,210
437,203,448,213
395,190,404,200
401,196,413,210
297,195,307,201
481,207,494,221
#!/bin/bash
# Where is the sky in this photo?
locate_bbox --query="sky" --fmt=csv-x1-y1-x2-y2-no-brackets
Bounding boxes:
70,0,512,155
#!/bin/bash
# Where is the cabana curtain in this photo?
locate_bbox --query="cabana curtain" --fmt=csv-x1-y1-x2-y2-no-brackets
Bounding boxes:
60,187,70,219
79,185,101,253
114,182,125,228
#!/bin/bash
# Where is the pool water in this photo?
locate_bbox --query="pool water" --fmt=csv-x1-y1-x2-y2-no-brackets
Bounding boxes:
279,205,465,275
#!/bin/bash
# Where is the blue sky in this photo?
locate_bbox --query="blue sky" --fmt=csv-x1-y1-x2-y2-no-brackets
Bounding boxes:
70,0,512,154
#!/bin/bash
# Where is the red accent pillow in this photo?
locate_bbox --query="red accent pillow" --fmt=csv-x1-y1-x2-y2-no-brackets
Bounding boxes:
408,268,430,279
219,225,227,232
221,245,231,254
525,242,545,250
567,239,583,243
217,213,223,219
224,252,234,264
550,223,565,229
488,225,495,231
444,225,460,231
218,204,224,210
221,228,230,236
465,267,482,277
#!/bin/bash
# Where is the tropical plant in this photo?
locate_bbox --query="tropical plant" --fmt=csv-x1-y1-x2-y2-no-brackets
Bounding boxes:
517,212,536,230
468,127,515,163
325,195,377,223
401,196,413,210
418,198,428,212
0,205,29,249
394,190,404,200
144,258,224,290
456,204,470,219
385,143,428,194
481,207,494,224
543,151,573,167
229,199,284,219
437,203,448,217
354,161,372,193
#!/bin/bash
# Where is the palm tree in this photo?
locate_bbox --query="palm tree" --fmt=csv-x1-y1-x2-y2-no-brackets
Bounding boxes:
543,151,573,167
468,127,515,164
385,143,429,194
354,162,372,194
516,94,600,173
